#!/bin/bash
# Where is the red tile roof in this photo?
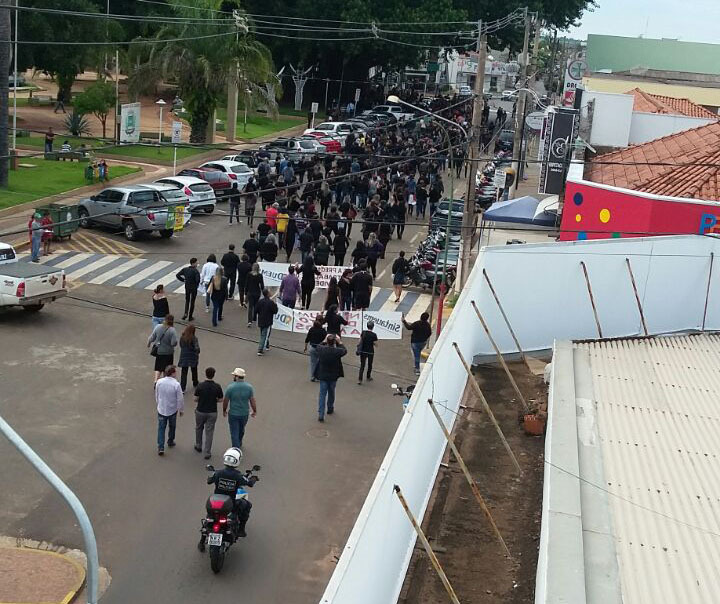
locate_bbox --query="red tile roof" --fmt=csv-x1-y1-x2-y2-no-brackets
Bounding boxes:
585,121,720,200
627,88,719,119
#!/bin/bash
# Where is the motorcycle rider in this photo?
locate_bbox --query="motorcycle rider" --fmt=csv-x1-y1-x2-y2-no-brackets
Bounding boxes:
207,447,256,538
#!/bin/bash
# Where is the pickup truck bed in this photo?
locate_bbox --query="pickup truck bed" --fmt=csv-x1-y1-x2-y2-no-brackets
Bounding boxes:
2,262,61,279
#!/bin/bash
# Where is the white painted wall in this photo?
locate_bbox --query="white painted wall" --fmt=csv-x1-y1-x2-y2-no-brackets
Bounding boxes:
321,234,720,604
629,112,716,144
583,91,634,147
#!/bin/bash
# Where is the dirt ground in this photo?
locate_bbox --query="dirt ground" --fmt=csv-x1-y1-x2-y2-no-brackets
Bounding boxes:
400,361,546,604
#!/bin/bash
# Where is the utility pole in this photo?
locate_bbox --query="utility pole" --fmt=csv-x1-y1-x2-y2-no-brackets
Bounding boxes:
511,8,530,197
460,20,486,287
0,5,10,187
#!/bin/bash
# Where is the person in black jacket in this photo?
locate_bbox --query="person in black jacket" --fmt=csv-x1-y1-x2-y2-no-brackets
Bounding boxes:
321,304,347,335
260,233,278,262
284,213,298,262
391,251,410,302
350,261,373,310
245,263,265,327
242,232,260,265
402,312,432,375
332,231,349,266
176,257,201,321
236,254,252,308
255,289,278,356
221,244,240,300
314,235,331,266
314,334,347,421
299,227,315,263
300,254,321,310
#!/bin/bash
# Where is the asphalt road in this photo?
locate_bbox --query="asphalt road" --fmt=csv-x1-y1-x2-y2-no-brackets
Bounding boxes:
0,175,435,602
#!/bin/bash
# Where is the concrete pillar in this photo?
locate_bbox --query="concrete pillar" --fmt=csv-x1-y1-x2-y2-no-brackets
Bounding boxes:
226,75,238,143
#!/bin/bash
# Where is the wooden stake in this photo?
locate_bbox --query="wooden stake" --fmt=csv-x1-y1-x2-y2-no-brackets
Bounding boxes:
428,398,512,558
482,269,526,363
625,258,648,336
471,301,530,413
703,252,714,331
580,261,603,338
452,343,522,474
393,485,461,604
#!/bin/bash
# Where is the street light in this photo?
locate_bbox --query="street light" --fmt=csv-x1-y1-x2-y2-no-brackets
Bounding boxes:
386,95,468,327
155,98,166,144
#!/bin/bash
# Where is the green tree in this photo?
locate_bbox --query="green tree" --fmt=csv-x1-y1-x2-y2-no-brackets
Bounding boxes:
129,0,276,143
74,81,116,138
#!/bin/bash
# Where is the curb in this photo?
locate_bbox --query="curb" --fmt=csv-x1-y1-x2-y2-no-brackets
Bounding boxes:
0,546,86,604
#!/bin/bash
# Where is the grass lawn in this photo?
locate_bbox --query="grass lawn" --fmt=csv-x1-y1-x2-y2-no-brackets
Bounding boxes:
215,108,305,140
0,159,140,210
15,136,209,162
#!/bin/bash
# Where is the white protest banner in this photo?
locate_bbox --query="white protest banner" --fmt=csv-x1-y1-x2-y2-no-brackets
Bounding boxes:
273,304,401,339
361,310,403,340
259,262,352,289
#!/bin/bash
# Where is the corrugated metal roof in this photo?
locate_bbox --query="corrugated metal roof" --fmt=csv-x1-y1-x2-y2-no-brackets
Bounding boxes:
577,334,720,603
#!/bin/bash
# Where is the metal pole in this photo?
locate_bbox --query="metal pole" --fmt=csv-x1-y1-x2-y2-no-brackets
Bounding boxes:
460,21,486,287
482,268,526,362
470,301,530,413
427,399,512,558
452,343,522,474
114,49,119,144
158,106,163,144
324,78,329,112
511,9,530,196
625,258,648,336
12,0,17,151
580,260,603,338
0,414,99,604
702,252,715,331
173,145,177,175
393,485,461,604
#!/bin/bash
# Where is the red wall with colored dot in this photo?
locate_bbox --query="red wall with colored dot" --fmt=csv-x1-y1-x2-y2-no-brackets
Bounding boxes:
559,181,720,241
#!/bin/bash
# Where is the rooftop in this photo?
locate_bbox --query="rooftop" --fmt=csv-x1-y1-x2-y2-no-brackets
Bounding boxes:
584,121,720,200
627,88,719,119
538,334,720,604
587,34,720,76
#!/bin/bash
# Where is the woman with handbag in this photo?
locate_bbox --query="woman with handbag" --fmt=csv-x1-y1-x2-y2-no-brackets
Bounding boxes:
151,284,170,330
147,314,178,384
207,268,228,328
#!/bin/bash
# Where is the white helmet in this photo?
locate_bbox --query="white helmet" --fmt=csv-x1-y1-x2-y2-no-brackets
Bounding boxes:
223,447,242,468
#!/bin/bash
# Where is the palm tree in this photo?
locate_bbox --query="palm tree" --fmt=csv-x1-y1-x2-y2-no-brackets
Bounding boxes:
129,0,276,143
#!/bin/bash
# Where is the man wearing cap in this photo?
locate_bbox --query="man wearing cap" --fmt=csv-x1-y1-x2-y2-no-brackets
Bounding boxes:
223,368,257,449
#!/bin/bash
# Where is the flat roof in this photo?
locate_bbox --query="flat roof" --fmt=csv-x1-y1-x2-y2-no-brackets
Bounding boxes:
538,334,720,604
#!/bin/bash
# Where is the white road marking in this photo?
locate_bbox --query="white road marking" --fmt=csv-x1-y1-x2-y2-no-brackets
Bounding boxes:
144,268,184,290
54,253,93,269
376,267,388,281
192,220,207,226
66,254,119,279
411,232,421,243
116,260,173,288
380,290,407,312
405,293,433,323
88,257,145,284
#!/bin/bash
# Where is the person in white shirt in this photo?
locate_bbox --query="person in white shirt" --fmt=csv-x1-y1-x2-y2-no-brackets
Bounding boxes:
199,253,219,313
155,365,184,455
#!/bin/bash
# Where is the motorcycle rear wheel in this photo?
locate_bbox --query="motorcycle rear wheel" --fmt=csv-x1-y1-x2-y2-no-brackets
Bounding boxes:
209,545,225,573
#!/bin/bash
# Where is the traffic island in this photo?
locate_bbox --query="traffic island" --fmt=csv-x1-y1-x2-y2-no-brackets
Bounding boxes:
0,546,85,604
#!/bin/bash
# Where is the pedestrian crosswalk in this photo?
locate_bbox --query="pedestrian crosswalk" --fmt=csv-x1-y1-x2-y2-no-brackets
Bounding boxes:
19,251,433,322
53,231,144,257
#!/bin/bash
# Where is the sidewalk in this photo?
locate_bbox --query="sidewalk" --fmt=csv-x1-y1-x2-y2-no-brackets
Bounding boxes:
0,546,85,604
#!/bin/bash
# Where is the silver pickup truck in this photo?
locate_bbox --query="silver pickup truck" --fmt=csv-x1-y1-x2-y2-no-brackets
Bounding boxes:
0,242,67,312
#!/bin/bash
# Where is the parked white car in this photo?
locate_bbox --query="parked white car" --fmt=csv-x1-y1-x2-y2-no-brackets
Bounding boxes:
153,176,216,213
302,121,358,139
0,241,66,312
200,160,253,187
371,105,414,121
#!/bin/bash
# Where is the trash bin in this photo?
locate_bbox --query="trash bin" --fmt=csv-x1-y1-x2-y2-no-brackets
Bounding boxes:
35,204,80,239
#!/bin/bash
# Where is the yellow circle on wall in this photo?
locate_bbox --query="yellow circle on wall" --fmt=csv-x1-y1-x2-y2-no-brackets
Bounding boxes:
575,213,582,222
599,208,611,223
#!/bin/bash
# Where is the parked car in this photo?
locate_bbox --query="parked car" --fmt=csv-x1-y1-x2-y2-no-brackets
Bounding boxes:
458,85,472,96
262,137,327,162
303,132,342,154
501,89,516,100
177,167,233,201
302,121,358,139
153,175,216,213
495,129,515,152
221,152,276,176
370,104,414,121
200,160,253,187
77,185,187,241
141,183,192,227
364,112,397,126
0,241,66,312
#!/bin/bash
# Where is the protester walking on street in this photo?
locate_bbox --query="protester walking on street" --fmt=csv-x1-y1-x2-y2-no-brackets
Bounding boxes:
148,314,178,383
279,265,301,308
236,254,251,308
365,232,384,278
332,230,349,266
339,269,353,311
221,244,240,300
155,364,184,456
350,261,373,310
255,288,278,356
207,268,228,327
200,254,219,313
244,177,258,227
321,304,347,336
223,368,257,449
245,263,264,327
314,235,331,266
176,257,200,321
260,233,279,262
304,320,327,381
402,312,432,375
151,284,170,329
315,334,347,422
228,182,242,225
357,321,378,384
300,254,321,310
324,276,340,310
193,367,223,459
392,251,410,302
242,232,260,265
178,324,200,392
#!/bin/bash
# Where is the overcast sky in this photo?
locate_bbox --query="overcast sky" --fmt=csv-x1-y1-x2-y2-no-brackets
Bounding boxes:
567,0,720,44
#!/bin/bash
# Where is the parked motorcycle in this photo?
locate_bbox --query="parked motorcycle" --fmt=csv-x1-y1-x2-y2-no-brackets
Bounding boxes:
198,463,261,573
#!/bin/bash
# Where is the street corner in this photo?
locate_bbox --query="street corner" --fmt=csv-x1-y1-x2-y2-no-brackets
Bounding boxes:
0,543,85,604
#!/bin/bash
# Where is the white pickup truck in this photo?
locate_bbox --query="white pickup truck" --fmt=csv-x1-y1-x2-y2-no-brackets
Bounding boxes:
0,242,67,312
